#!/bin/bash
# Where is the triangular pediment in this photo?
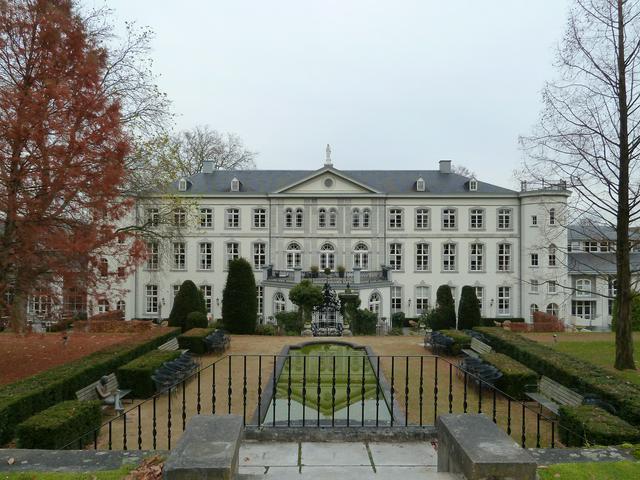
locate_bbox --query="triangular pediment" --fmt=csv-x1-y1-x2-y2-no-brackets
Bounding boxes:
275,167,380,194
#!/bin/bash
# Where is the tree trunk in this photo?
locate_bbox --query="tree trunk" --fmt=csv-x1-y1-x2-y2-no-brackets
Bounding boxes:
9,289,27,334
615,0,636,370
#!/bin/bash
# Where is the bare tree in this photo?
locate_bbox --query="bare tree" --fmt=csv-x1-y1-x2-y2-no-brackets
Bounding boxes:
452,164,476,178
521,0,640,369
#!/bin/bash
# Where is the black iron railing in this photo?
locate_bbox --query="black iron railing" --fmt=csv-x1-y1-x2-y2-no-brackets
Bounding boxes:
62,354,570,451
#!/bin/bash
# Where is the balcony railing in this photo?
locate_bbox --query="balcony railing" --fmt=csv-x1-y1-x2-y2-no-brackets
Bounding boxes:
265,269,389,285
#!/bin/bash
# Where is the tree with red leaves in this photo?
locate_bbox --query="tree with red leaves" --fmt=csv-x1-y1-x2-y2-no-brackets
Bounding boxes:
0,0,144,331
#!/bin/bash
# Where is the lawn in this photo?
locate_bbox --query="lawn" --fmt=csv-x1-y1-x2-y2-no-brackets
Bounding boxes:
538,461,640,479
523,332,640,386
0,467,133,480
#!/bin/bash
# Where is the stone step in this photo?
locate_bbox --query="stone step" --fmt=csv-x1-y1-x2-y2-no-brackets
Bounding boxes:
238,468,462,479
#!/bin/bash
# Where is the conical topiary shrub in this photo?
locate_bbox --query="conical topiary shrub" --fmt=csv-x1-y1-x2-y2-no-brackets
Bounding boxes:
169,280,207,332
222,258,257,334
431,284,456,330
458,286,481,330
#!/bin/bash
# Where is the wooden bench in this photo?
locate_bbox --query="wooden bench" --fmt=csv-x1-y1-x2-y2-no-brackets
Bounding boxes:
525,376,583,415
75,373,132,410
462,337,493,358
158,337,180,351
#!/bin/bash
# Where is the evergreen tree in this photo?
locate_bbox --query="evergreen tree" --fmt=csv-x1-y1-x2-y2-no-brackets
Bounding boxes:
222,258,257,334
169,280,207,332
431,285,456,330
458,286,481,330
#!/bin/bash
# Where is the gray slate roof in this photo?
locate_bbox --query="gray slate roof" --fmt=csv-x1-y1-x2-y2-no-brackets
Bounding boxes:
161,169,517,195
568,252,640,274
568,224,640,241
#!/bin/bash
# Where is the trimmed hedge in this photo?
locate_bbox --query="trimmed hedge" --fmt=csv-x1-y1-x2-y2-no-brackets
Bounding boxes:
559,405,640,447
185,311,208,331
178,328,216,355
440,329,472,355
475,327,640,426
16,400,102,449
480,352,537,400
117,350,182,398
0,328,179,444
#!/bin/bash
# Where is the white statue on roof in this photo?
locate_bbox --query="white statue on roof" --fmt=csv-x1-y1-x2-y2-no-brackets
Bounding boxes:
325,144,332,166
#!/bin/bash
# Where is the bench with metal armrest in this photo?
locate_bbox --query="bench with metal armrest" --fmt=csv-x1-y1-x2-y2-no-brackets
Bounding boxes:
525,376,583,415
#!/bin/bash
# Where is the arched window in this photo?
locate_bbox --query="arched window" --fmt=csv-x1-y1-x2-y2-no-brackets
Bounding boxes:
318,208,327,228
328,208,337,227
116,300,126,315
416,177,425,192
284,208,293,228
295,208,304,228
369,292,381,317
231,177,240,192
286,242,302,270
178,178,187,191
362,209,371,228
353,242,369,270
273,292,286,314
97,299,110,313
576,279,592,297
529,304,539,321
546,303,559,317
352,208,360,228
319,243,335,270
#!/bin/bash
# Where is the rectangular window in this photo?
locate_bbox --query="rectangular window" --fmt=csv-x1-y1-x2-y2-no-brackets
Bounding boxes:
146,208,160,227
572,300,594,320
416,243,430,271
548,281,557,294
173,208,186,227
470,243,484,271
391,286,402,313
474,286,484,313
253,208,267,228
416,286,430,314
253,243,266,270
200,285,212,313
442,208,456,229
199,242,213,270
584,241,599,252
443,243,456,271
498,243,511,272
257,285,263,317
173,242,186,270
226,242,240,267
497,208,512,230
415,208,430,229
146,242,159,270
200,208,213,228
531,215,538,226
497,286,510,316
530,253,539,267
549,247,557,266
226,208,240,228
389,243,403,271
470,209,484,229
531,279,539,293
145,285,158,314
389,208,403,229
549,209,556,225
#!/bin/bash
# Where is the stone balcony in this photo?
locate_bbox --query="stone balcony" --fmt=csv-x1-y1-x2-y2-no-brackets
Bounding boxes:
262,266,392,288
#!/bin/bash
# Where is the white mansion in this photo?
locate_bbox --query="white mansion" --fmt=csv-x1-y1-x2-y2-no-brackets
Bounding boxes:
106,151,628,331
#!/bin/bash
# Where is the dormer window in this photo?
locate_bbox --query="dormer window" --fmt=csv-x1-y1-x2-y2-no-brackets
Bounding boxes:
469,179,478,191
178,178,187,192
416,177,425,192
231,177,240,192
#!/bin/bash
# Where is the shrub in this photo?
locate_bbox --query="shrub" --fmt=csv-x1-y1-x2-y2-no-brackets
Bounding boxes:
117,350,182,398
177,328,216,355
458,286,481,330
479,353,537,400
391,312,406,329
185,311,208,331
474,327,640,426
532,311,565,332
612,293,640,331
289,280,323,325
169,281,206,332
0,328,179,444
439,329,471,355
479,317,525,326
559,405,640,446
88,310,124,322
276,311,303,335
222,258,257,334
432,285,456,330
255,324,278,336
388,327,403,336
352,309,378,335
16,400,102,449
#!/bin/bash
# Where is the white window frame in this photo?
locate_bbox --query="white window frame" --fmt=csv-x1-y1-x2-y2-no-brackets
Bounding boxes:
199,242,213,270
362,209,371,228
416,242,430,271
273,292,286,314
173,208,186,227
530,304,539,321
497,208,512,230
470,208,484,230
226,208,240,228
253,242,266,270
576,278,592,297
546,303,559,317
497,243,512,272
442,243,456,272
145,285,158,314
226,242,240,267
548,280,557,294
391,286,402,313
146,208,160,227
200,285,212,313
530,253,539,267
497,286,511,316
415,208,430,229
286,242,302,270
389,243,403,271
352,208,360,228
416,286,430,315
531,215,538,226
295,208,304,228
173,242,186,270
469,243,484,272
199,208,213,228
442,208,457,229
548,245,557,267
353,242,369,270
318,208,327,228
253,208,267,228
389,208,403,229
319,243,335,270
531,279,539,293
368,292,381,317
474,286,484,314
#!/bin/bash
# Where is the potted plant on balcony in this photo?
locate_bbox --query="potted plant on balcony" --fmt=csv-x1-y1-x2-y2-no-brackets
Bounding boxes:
324,267,332,276
337,265,346,278
310,265,319,278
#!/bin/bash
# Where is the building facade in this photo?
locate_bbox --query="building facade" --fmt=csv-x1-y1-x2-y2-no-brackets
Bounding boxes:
103,154,597,328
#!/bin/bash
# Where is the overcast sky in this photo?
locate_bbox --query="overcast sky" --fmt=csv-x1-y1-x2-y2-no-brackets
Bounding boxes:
95,0,570,189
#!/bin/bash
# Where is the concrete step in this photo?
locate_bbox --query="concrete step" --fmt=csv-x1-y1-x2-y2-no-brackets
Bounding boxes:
238,467,462,479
